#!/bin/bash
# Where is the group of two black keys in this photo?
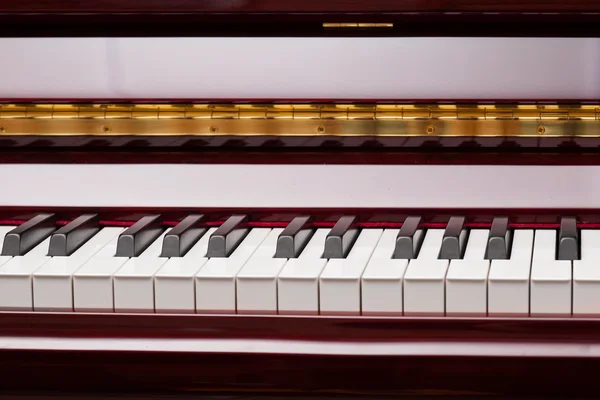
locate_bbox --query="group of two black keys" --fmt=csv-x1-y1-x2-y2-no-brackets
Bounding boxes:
0,213,581,262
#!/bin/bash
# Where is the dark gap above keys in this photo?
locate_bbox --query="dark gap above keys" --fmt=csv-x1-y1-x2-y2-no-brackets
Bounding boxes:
3,211,600,234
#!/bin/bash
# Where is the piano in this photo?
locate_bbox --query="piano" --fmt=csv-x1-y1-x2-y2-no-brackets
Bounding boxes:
2,1,600,398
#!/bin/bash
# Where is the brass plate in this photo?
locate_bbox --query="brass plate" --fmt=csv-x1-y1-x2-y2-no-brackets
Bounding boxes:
0,103,598,137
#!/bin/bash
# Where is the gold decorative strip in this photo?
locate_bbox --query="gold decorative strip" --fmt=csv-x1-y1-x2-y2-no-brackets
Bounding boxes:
1,103,599,121
322,23,394,28
0,103,599,137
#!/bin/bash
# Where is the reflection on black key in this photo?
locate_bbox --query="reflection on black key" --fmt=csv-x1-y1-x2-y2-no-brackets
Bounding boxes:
2,213,56,256
115,215,163,257
206,215,248,258
394,216,424,259
485,216,510,260
161,214,207,257
558,216,579,260
439,216,467,260
48,214,100,257
323,215,358,259
275,216,313,258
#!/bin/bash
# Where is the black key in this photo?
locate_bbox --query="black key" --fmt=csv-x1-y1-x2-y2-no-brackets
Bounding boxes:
485,216,511,260
438,216,467,260
161,214,207,257
558,216,579,260
2,213,56,256
394,216,424,259
323,215,358,259
206,215,249,258
275,216,313,258
48,214,100,257
115,215,163,257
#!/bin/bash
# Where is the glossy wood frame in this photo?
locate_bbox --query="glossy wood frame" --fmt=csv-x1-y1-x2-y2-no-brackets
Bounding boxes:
1,147,600,165
1,1,599,13
5,208,600,229
1,1,599,37
1,312,600,397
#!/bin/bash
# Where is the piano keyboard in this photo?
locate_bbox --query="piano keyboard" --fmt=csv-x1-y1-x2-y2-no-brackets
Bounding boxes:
0,213,596,317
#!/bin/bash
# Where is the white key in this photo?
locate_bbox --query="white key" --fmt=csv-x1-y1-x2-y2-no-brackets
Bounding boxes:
236,228,286,314
196,228,270,313
446,229,490,317
33,227,124,312
277,228,329,315
488,229,534,317
580,230,600,260
0,237,52,310
0,226,17,267
73,235,129,312
573,230,600,317
403,229,447,316
154,227,216,314
319,229,383,315
113,231,169,313
530,229,571,317
361,229,407,316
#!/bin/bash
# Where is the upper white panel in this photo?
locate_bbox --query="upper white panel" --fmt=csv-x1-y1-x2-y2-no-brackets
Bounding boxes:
0,38,113,99
1,37,599,99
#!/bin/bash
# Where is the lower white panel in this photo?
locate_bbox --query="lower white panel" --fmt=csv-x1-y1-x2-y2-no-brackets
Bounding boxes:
3,164,600,209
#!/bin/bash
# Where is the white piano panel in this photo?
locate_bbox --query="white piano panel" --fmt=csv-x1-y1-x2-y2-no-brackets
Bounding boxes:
0,38,112,98
3,164,600,209
0,37,599,99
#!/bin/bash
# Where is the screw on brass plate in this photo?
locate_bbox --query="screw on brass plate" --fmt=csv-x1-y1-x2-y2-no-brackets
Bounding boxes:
426,125,436,135
317,126,325,133
209,126,218,133
102,125,111,133
0,127,5,133
537,125,546,135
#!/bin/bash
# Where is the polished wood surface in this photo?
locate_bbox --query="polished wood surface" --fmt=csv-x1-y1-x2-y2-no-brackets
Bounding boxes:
1,0,599,36
0,209,599,233
0,145,598,165
1,0,599,13
1,312,600,396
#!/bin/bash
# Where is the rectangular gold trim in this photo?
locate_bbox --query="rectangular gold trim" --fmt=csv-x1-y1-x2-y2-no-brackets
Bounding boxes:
322,23,394,28
0,103,598,137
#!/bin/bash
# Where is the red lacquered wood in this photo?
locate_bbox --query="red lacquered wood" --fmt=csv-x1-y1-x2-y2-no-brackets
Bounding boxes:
1,148,600,165
1,1,599,37
0,1,599,13
1,208,600,227
1,312,600,396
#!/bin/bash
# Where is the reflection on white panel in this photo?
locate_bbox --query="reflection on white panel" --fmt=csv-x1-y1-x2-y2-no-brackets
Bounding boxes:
0,37,599,99
2,163,600,209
